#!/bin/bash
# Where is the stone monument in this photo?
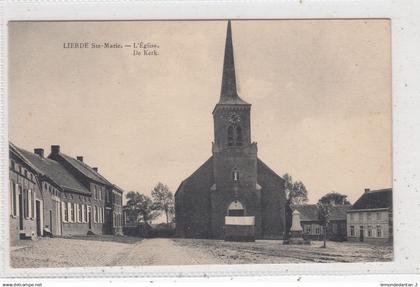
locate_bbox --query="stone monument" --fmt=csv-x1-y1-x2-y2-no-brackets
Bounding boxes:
288,209,306,245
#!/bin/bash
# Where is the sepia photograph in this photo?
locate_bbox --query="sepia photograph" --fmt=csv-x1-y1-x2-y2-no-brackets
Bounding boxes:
7,19,392,268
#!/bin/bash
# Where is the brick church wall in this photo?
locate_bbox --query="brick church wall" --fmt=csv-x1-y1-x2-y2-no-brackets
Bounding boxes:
175,158,213,238
258,159,286,239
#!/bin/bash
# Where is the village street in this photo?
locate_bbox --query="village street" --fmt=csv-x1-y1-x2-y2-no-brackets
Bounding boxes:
10,236,392,268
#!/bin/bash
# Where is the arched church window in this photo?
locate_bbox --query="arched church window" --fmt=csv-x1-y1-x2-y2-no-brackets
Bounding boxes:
232,169,239,182
227,200,245,216
227,125,234,146
236,126,242,146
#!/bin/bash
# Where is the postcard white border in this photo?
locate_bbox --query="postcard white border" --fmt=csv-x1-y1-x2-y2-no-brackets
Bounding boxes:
1,0,420,278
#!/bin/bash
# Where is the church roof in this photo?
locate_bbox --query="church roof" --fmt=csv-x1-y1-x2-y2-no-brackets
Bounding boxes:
218,20,249,106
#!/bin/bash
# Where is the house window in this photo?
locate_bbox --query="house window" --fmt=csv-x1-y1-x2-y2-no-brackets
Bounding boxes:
68,202,72,222
350,226,355,237
94,206,97,223
10,180,17,217
367,225,373,237
377,225,382,237
26,189,30,219
304,225,311,234
315,226,321,235
72,203,76,222
63,202,69,222
84,205,88,222
22,189,28,219
376,212,381,221
367,212,371,221
81,204,85,222
79,204,82,222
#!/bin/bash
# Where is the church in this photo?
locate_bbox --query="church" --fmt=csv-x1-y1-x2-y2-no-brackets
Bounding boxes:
175,21,287,240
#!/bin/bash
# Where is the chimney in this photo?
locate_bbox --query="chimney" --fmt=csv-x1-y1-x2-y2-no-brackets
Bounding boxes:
76,156,83,162
51,145,60,154
92,167,98,172
34,148,44,158
365,188,370,193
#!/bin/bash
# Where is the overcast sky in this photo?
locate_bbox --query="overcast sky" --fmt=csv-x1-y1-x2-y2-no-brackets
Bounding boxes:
9,20,391,204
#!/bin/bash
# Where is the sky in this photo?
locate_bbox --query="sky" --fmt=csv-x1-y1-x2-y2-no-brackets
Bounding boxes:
8,20,392,204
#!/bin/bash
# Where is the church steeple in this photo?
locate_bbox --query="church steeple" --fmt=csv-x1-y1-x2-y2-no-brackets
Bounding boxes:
218,20,248,105
213,20,252,152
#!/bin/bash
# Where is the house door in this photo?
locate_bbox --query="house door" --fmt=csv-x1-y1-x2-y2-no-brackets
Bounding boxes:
87,206,92,229
56,202,61,236
49,210,53,234
36,201,41,236
359,226,364,242
18,193,23,230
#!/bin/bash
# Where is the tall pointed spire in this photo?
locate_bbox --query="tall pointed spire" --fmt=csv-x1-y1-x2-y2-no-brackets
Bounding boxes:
219,20,248,105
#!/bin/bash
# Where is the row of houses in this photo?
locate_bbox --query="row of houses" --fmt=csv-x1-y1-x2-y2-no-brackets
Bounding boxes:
295,188,393,243
9,142,124,245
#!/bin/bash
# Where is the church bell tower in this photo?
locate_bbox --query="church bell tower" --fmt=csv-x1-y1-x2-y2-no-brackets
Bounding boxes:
210,20,261,238
212,20,252,152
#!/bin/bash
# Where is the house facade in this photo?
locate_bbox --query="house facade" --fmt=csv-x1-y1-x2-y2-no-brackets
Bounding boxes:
110,185,124,235
347,188,393,243
48,145,110,235
9,143,44,245
295,204,350,242
9,142,126,243
175,21,287,240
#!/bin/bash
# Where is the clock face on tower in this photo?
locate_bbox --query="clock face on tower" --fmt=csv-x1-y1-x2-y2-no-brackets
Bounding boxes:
228,112,241,125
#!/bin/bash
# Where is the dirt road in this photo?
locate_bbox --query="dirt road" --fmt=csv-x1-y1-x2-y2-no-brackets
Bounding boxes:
115,238,222,266
10,236,392,268
11,237,221,268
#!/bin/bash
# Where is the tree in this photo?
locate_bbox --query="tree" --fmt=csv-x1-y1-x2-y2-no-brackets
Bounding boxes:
318,192,351,206
317,201,331,248
283,173,309,206
151,182,175,224
126,191,159,224
283,173,309,240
